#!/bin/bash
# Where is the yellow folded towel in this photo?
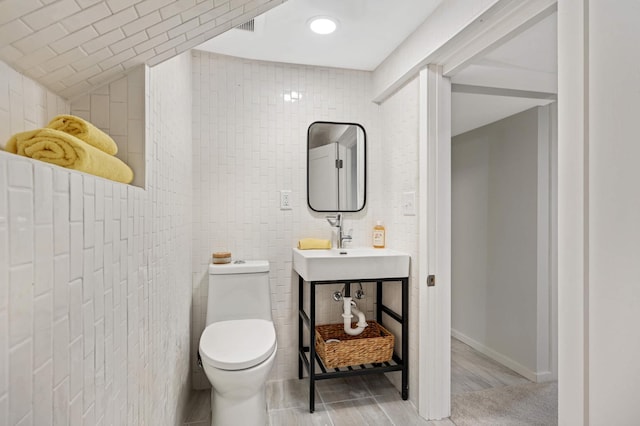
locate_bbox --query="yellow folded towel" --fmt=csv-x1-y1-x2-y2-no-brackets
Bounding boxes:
47,114,118,155
6,129,134,184
298,238,332,250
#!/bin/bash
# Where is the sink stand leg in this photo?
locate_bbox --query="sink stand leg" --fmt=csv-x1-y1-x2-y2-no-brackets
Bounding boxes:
309,281,316,413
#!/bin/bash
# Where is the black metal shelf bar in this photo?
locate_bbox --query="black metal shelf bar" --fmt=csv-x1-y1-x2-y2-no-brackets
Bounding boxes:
314,351,327,374
309,279,316,411
299,309,310,327
298,275,304,380
380,305,403,323
401,277,409,399
299,348,404,380
298,349,310,372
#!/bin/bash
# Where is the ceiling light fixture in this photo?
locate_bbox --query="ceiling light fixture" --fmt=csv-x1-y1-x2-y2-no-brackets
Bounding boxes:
308,17,338,35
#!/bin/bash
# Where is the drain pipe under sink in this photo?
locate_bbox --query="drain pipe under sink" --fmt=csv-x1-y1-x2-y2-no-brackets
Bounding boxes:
342,297,368,336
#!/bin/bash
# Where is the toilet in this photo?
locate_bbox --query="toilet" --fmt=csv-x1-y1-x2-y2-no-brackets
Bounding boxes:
199,260,277,426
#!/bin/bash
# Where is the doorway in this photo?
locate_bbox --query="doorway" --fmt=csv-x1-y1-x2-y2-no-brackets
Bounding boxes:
446,11,558,424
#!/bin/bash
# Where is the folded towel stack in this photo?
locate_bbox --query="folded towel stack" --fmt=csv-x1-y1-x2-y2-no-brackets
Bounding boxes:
47,114,119,155
4,115,134,184
298,238,332,250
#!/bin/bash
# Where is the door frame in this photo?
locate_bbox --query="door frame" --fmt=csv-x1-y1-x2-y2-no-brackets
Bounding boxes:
417,65,451,419
416,2,559,419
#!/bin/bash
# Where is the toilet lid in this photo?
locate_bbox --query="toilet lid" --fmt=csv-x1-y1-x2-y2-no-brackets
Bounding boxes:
199,319,276,371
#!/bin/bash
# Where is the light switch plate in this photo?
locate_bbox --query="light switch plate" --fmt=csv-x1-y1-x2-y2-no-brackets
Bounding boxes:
280,190,292,210
402,191,416,216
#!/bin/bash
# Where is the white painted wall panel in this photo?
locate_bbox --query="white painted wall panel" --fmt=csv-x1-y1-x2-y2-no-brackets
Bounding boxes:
452,107,542,377
588,1,640,423
452,133,489,344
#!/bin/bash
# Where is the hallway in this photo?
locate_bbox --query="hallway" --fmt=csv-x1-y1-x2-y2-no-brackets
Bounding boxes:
451,338,557,425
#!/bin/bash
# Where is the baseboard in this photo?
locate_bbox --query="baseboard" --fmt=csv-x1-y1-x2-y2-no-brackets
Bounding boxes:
535,370,555,382
451,329,549,383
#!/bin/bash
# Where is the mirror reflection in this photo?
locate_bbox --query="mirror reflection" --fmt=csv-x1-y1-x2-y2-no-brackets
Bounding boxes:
307,121,366,212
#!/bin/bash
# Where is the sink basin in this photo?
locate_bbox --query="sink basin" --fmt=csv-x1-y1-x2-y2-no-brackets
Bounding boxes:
292,247,410,281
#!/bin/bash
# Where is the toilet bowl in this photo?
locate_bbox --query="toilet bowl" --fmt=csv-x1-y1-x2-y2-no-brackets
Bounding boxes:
200,319,276,426
200,261,276,426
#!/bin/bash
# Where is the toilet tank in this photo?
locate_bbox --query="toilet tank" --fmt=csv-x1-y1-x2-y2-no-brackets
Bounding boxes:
206,260,272,325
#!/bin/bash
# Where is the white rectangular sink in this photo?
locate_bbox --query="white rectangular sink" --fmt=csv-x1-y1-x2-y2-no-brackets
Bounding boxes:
292,247,410,281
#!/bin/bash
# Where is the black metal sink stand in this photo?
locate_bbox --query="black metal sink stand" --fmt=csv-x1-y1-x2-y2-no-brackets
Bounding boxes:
297,275,409,413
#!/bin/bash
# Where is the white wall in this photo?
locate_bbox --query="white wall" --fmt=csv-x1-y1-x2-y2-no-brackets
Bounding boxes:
589,3,640,422
191,51,424,406
559,1,640,423
190,51,381,388
452,106,552,380
70,67,146,188
0,61,69,146
376,76,421,400
0,53,193,426
451,130,490,344
0,59,146,189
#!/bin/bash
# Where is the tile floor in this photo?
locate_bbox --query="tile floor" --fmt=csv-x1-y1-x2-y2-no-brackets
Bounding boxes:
184,338,557,425
450,338,557,425
451,338,532,395
183,373,451,426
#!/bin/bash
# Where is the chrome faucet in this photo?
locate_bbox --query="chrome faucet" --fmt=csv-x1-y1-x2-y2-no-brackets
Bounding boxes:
326,213,352,249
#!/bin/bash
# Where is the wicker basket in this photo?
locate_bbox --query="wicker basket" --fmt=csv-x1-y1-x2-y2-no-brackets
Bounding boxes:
315,320,394,368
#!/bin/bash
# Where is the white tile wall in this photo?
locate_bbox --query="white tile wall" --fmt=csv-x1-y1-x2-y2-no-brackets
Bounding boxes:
0,0,286,100
0,60,68,146
189,52,421,401
376,76,421,402
70,65,146,188
190,51,381,387
0,52,192,425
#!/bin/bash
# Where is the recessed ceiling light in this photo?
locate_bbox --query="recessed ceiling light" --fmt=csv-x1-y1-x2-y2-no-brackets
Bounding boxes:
308,17,338,35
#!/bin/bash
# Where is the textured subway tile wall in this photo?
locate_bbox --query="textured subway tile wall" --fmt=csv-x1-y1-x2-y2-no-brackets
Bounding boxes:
376,77,421,403
0,60,68,147
190,51,380,387
0,58,145,189
71,65,146,188
0,0,286,99
0,53,192,425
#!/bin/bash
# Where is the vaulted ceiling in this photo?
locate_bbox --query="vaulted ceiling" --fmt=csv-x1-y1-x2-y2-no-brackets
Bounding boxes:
0,0,286,100
1,0,558,137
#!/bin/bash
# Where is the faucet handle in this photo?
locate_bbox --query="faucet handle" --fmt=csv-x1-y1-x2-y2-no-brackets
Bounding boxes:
341,229,353,247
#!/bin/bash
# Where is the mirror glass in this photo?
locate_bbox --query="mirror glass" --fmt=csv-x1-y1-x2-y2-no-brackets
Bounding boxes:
307,121,366,212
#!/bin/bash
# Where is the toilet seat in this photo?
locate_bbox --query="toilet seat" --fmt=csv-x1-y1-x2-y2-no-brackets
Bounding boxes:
200,319,276,371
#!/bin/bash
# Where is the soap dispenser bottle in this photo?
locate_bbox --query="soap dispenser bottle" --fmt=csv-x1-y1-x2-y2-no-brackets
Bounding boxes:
373,221,386,248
